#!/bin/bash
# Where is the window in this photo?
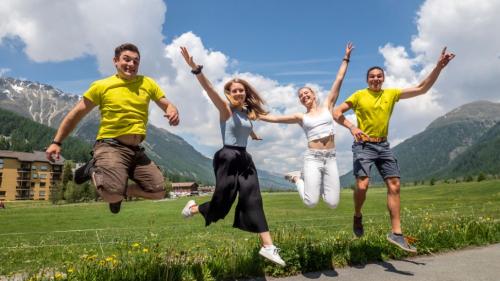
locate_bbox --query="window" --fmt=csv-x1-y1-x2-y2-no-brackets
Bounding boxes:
0,159,3,169
32,173,38,179
0,191,5,196
31,182,35,187
32,165,37,170
40,165,48,171
40,182,46,188
39,174,47,179
39,191,46,197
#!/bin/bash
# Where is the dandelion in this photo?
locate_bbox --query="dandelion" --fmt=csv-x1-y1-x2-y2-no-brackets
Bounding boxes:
132,242,141,248
54,272,63,280
67,268,74,274
143,248,149,253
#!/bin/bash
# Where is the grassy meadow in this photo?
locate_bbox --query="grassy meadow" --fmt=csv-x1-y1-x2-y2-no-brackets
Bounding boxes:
0,180,499,280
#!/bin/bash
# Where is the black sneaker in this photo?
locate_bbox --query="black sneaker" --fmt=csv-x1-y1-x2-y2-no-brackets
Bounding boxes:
353,215,364,237
109,201,122,214
74,158,95,184
386,233,417,253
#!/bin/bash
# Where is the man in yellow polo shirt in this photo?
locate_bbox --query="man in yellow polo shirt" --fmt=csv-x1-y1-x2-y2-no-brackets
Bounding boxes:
334,47,455,252
46,43,179,214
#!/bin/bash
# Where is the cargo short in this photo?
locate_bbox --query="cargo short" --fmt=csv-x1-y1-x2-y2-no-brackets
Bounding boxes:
91,139,165,202
352,141,400,179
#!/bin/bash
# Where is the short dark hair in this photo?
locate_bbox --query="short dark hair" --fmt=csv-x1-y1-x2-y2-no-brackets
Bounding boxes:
366,66,384,80
114,43,140,58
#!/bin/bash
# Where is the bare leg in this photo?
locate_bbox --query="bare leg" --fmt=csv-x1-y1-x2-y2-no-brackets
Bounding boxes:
259,231,273,246
385,177,402,234
354,176,370,217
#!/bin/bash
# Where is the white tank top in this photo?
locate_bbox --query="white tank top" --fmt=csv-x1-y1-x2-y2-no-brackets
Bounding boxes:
301,108,335,141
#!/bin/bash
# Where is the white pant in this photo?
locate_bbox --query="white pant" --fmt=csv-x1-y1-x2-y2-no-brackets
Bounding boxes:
296,149,340,208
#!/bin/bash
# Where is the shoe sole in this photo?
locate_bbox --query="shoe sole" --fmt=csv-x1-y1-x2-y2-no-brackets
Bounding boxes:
386,236,417,253
258,251,286,267
181,200,195,218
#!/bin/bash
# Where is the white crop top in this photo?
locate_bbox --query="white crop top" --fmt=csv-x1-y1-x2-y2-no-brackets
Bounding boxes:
300,108,335,141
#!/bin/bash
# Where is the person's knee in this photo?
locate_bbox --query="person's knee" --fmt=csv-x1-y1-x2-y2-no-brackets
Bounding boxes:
303,197,319,208
356,177,369,191
386,177,400,195
325,198,339,209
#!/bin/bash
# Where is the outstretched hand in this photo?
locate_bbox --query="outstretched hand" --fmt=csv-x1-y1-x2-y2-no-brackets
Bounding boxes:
180,47,198,70
437,47,455,69
345,42,354,59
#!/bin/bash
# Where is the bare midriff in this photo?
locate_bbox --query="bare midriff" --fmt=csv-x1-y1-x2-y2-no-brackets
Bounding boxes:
307,134,335,150
115,134,144,146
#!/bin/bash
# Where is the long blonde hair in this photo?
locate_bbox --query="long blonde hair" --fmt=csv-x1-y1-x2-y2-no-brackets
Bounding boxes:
223,78,268,120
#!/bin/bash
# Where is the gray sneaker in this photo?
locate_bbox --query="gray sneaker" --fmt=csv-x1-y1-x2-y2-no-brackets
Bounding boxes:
386,233,417,253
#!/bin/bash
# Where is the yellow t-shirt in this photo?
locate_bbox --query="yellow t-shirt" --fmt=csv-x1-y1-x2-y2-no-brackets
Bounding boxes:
345,88,401,137
83,75,165,140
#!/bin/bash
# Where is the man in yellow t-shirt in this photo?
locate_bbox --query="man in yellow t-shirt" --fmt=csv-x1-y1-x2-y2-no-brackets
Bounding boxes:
334,47,455,252
46,43,179,214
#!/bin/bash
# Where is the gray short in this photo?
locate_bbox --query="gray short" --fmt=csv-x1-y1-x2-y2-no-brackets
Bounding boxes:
352,141,400,179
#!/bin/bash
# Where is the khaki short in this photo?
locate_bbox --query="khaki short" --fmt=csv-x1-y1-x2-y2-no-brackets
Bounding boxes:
92,140,165,202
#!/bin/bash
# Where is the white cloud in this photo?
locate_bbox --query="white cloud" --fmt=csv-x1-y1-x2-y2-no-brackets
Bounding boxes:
376,0,500,143
0,0,173,78
2,0,499,177
0,68,11,77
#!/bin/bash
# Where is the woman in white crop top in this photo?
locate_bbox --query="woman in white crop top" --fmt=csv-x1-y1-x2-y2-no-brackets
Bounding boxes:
258,43,353,209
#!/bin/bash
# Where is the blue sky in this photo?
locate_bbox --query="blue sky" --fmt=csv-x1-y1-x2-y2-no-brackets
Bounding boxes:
1,0,499,175
2,0,422,100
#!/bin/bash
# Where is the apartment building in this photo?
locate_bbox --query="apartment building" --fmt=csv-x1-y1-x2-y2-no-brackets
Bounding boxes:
0,150,64,201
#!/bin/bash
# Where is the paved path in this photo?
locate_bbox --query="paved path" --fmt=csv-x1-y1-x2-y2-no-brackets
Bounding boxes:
251,243,500,281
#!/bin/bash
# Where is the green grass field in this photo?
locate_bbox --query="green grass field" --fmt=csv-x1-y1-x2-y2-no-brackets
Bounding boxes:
1,180,499,280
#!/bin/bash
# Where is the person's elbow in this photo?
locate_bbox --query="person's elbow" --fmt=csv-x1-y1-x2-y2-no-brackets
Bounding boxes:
332,108,342,121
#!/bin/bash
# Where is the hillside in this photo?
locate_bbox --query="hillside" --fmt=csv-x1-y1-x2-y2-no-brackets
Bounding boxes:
340,101,500,186
0,77,290,188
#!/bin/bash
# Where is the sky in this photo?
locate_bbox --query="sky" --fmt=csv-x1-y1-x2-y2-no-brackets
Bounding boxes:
1,0,500,176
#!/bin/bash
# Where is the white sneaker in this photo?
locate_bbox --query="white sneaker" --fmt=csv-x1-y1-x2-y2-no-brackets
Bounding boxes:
284,171,301,183
181,200,196,218
259,245,286,266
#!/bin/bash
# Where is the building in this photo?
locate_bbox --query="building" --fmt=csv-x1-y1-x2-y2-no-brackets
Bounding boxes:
171,182,199,197
0,150,64,201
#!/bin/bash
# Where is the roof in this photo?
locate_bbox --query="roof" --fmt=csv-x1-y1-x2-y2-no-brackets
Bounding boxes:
171,182,198,188
0,150,64,165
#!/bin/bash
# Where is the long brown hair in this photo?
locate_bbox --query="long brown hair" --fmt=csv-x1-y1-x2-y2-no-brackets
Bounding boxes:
223,78,268,120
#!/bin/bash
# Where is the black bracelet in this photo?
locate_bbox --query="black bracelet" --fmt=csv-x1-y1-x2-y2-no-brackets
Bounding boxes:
343,58,350,63
191,65,203,75
51,140,62,146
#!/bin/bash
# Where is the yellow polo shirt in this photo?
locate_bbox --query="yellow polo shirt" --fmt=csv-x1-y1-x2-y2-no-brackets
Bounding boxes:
83,75,165,140
345,88,401,137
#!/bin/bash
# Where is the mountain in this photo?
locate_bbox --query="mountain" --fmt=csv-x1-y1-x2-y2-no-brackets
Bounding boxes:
0,107,92,162
0,77,290,188
340,101,500,187
437,121,500,178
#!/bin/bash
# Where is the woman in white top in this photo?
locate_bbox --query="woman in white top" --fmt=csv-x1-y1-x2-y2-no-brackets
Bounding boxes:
258,43,353,208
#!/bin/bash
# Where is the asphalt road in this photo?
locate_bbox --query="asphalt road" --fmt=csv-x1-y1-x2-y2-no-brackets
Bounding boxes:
251,243,500,281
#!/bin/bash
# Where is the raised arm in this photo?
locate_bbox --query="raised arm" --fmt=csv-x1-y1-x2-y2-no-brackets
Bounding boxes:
258,112,303,124
324,42,354,109
399,47,455,99
45,97,96,161
180,47,231,120
333,102,368,142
